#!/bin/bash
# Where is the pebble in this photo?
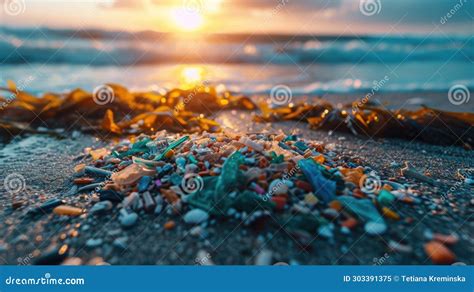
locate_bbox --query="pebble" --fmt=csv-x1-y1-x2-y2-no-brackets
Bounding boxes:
340,226,351,234
183,209,209,224
318,225,334,239
255,249,273,265
189,226,203,237
388,240,413,253
119,210,138,228
364,221,387,235
113,237,128,250
61,257,83,265
86,238,103,248
90,200,113,215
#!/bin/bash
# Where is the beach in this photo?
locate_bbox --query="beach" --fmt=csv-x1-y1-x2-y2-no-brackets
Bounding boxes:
0,91,472,265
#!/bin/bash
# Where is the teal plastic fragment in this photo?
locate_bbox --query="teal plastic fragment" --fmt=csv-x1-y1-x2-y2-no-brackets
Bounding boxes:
298,158,336,203
377,189,396,206
154,136,189,160
294,140,308,151
188,154,198,164
188,151,274,216
270,151,284,163
338,195,385,223
116,137,151,158
286,213,327,233
215,151,244,195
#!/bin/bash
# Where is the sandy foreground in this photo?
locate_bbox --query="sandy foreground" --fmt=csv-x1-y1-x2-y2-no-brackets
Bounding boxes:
0,92,472,265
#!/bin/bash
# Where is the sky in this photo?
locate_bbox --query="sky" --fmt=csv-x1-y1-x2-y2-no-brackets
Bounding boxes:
0,0,473,35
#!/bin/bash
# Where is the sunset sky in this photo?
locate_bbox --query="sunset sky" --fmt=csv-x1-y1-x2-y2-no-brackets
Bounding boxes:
0,0,472,35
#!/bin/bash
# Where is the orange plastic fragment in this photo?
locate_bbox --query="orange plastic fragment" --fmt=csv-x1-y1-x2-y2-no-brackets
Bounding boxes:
340,167,364,185
424,241,456,264
164,220,176,230
382,207,400,220
328,200,342,212
53,205,83,216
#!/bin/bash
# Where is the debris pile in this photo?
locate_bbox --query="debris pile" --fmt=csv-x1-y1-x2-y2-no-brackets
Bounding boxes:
25,130,464,265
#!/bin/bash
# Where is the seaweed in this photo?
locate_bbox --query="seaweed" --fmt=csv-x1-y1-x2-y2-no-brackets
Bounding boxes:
254,100,474,149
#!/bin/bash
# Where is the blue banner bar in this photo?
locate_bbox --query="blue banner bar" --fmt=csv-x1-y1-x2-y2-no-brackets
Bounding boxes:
0,266,472,292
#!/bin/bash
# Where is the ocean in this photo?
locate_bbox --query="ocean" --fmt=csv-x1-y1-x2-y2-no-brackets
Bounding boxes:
1,26,473,96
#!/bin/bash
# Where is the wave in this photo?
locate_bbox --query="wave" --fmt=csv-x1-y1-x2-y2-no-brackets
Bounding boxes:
1,27,473,65
228,79,474,96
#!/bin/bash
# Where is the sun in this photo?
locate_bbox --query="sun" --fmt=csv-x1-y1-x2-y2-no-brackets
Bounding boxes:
179,66,206,88
171,8,204,32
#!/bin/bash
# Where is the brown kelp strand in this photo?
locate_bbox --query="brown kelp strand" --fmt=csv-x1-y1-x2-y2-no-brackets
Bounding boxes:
1,82,472,149
0,83,256,136
254,101,474,149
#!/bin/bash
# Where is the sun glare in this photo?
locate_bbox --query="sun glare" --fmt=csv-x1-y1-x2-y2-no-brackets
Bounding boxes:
171,8,204,32
179,66,205,88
